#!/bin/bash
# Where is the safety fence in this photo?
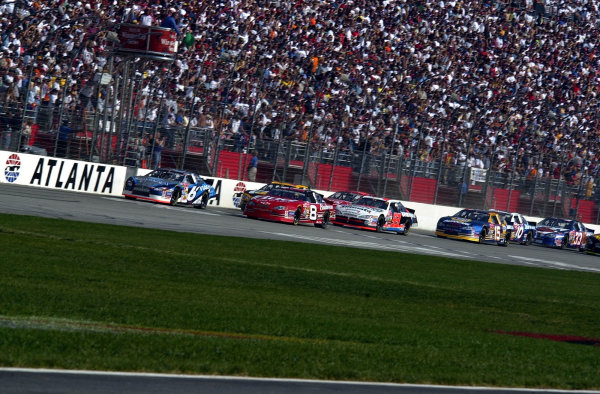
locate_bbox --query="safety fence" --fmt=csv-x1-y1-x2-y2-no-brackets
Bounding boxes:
1,99,598,225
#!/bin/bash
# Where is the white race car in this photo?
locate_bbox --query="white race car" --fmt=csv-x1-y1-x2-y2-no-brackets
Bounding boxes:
332,196,417,235
492,211,537,245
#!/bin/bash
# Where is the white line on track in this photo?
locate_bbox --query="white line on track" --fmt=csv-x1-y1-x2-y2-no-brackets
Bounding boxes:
409,232,431,238
507,255,600,273
2,368,597,393
261,232,466,258
103,197,221,215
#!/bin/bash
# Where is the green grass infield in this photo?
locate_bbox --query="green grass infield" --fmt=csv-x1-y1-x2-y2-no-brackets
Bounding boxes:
0,214,598,389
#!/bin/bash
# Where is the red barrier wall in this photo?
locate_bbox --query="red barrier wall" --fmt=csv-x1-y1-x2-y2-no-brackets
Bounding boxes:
314,164,353,190
491,188,520,212
570,199,595,223
407,177,436,204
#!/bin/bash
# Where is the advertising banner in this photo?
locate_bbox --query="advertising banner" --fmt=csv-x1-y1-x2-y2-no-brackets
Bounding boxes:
0,151,128,197
117,24,177,57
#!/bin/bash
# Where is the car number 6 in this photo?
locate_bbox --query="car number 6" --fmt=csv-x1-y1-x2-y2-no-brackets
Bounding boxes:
187,186,198,201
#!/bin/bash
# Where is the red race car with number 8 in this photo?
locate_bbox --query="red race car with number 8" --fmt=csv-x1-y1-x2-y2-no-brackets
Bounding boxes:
243,187,334,228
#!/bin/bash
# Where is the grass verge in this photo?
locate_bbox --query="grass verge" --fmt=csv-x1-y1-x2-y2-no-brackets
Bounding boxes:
0,214,598,389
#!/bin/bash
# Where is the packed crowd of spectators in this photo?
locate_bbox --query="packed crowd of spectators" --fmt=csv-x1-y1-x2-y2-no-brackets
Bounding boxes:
0,0,598,193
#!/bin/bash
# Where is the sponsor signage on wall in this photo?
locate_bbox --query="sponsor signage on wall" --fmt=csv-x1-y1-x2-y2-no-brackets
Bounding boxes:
116,24,177,58
1,151,127,196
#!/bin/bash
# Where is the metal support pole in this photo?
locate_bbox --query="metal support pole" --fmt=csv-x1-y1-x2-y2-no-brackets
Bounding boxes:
383,122,399,198
301,94,321,186
180,54,208,170
433,129,446,206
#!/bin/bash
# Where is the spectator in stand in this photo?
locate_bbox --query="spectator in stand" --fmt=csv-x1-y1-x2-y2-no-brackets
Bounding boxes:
247,149,258,182
160,8,180,35
0,0,598,199
56,122,73,158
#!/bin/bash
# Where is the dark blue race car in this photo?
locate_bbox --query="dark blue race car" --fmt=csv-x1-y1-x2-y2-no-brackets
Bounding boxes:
585,234,600,256
123,168,216,208
435,208,508,246
532,217,589,251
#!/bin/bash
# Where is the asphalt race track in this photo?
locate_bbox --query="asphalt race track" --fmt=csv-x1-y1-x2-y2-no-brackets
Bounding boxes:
1,183,599,273
1,183,599,394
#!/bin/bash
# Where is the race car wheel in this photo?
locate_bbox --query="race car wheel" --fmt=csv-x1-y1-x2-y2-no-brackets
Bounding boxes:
561,235,568,249
525,232,532,246
317,212,330,229
293,209,301,225
169,188,181,206
402,221,411,236
199,193,209,209
376,216,385,233
500,233,509,247
479,228,487,243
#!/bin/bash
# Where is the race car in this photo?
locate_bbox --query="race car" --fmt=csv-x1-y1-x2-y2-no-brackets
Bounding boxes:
122,168,216,208
324,191,370,208
532,217,589,251
435,209,508,246
332,196,417,235
585,233,600,256
238,181,308,211
493,211,537,245
243,187,334,228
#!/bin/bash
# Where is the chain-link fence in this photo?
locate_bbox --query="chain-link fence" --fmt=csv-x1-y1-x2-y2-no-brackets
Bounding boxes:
1,92,597,225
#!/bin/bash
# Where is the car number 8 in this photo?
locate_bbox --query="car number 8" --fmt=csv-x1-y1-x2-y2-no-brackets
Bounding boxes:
310,205,317,220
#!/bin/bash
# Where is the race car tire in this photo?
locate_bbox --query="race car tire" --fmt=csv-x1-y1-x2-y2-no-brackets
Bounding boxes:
316,212,330,229
376,216,385,233
500,233,509,247
478,228,487,243
293,209,301,225
402,221,411,236
239,202,246,212
197,192,209,209
561,235,568,250
525,232,533,246
169,188,181,206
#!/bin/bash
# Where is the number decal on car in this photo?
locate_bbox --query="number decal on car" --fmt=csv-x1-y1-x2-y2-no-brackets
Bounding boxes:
494,225,501,241
514,224,524,240
392,213,402,227
573,232,582,246
310,205,317,220
187,186,199,201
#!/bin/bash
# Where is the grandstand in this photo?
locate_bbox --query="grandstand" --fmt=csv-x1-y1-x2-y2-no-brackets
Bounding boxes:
0,0,598,222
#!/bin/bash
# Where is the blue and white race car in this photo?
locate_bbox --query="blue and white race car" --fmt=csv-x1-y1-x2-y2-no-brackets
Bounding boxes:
493,211,537,245
435,209,508,246
533,217,590,251
123,168,216,208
